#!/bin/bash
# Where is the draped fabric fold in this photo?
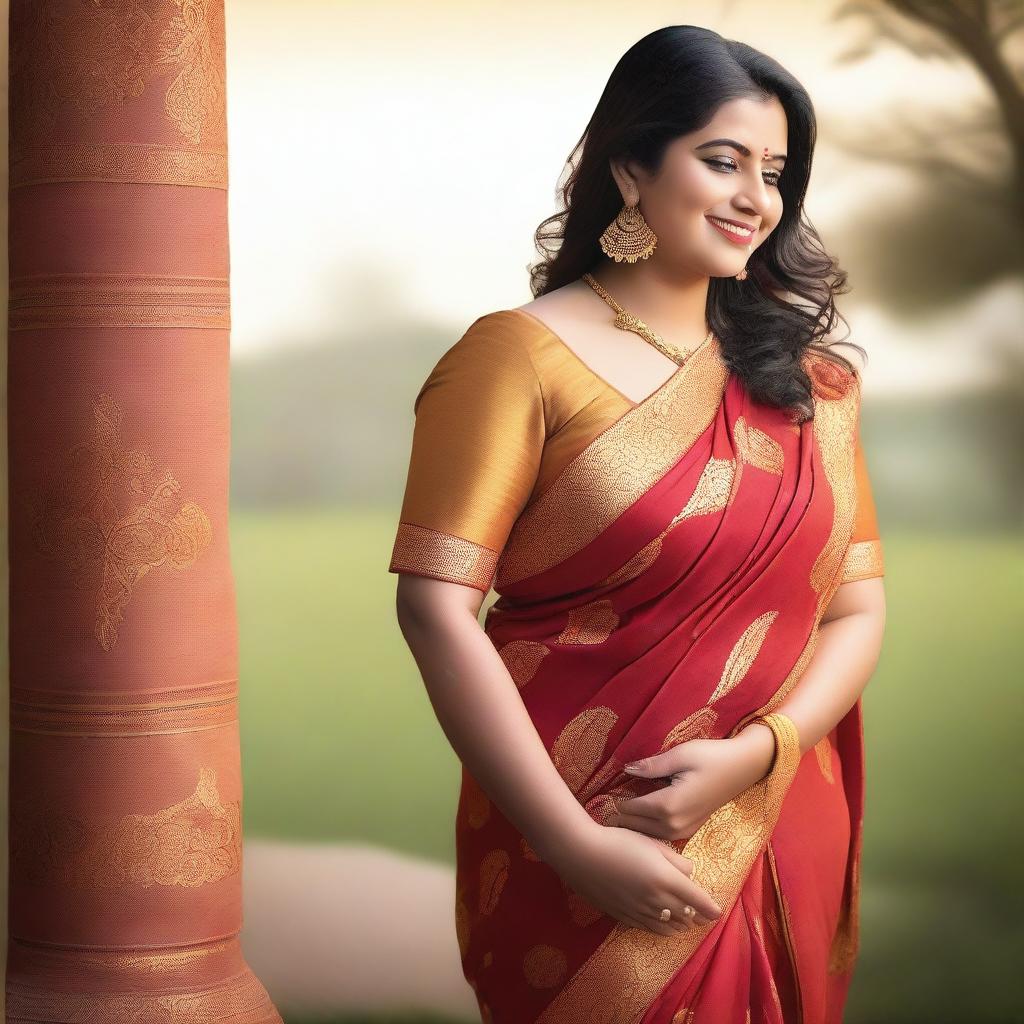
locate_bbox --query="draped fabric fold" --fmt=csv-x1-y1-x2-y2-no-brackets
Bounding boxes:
391,311,883,1024
7,1,280,1019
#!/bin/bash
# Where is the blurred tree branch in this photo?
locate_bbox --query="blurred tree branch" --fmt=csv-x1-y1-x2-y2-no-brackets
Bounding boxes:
834,0,1023,212
827,0,1024,317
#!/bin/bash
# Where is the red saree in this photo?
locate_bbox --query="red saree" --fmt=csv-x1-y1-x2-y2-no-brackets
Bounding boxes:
391,313,883,1024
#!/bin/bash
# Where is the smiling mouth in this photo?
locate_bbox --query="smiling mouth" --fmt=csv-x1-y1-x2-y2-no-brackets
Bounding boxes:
706,215,756,241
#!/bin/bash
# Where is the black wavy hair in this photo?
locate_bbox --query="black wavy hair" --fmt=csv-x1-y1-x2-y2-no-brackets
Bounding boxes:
528,25,866,423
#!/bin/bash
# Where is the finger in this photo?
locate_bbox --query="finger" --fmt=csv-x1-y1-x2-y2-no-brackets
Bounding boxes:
670,878,724,921
643,901,692,933
654,842,696,877
614,790,677,821
610,810,677,838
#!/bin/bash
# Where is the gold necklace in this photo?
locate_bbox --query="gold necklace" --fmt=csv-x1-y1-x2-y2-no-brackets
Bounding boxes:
581,272,711,366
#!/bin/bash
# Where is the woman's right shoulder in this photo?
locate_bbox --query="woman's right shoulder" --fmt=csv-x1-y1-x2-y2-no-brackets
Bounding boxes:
413,309,545,411
436,308,545,366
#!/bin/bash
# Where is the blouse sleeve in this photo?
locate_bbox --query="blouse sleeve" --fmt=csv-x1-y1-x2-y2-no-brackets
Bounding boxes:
387,312,546,593
838,430,885,583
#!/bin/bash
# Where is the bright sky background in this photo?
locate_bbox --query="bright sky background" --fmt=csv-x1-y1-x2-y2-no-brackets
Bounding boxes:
223,0,1022,395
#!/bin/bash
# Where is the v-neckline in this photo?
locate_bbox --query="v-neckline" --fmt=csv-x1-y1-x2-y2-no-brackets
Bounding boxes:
507,307,711,409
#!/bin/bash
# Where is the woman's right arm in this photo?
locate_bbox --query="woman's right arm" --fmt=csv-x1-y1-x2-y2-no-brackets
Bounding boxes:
394,573,724,934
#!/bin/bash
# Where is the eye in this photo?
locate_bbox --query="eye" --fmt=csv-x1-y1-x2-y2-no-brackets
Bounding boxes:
705,158,782,189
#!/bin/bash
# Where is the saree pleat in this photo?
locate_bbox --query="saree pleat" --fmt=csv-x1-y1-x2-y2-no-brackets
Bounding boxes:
390,311,882,1024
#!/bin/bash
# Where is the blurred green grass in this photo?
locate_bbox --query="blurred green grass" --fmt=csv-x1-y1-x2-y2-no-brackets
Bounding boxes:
233,510,1023,1024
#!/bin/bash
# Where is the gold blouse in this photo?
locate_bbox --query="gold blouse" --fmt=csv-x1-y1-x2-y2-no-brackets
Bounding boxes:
388,309,885,593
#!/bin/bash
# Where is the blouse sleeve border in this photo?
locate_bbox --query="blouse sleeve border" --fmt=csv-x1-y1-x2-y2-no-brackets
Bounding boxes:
839,538,885,583
388,520,499,593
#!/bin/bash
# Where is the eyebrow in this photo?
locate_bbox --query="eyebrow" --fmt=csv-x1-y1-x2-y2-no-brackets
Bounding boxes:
695,137,787,162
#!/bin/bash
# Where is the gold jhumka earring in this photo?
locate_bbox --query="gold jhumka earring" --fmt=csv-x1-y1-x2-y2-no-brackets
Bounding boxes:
735,267,748,281
599,200,657,263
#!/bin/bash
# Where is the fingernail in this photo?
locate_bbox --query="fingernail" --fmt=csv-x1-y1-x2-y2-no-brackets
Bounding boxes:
624,763,641,772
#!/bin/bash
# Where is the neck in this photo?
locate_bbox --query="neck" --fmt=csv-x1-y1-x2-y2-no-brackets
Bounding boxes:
586,258,711,345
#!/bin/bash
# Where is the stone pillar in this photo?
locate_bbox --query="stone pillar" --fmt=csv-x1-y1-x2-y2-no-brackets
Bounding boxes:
6,2,281,1019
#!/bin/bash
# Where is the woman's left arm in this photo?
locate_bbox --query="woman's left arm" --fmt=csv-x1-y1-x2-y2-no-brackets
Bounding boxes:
731,575,887,776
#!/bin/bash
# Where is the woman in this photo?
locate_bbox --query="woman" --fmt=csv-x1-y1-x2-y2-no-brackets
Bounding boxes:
389,25,885,1024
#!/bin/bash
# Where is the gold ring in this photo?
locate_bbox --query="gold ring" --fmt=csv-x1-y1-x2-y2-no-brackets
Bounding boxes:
659,907,672,922
682,905,695,917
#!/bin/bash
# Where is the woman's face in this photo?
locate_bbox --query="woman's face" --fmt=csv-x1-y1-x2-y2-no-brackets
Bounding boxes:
619,95,789,279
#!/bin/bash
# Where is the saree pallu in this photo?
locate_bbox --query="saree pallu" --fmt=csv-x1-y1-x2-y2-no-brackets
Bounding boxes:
454,333,867,1024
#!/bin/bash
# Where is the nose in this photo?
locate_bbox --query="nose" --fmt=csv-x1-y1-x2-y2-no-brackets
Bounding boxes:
733,178,773,223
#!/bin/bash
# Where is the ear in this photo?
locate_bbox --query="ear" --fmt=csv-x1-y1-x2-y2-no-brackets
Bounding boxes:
608,157,640,204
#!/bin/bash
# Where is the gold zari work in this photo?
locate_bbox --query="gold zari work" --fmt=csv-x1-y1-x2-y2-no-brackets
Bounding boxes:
479,849,511,916
557,600,619,645
550,706,619,795
390,521,498,592
671,457,735,524
734,415,785,475
10,767,237,889
815,735,835,784
29,393,212,653
535,713,801,1023
496,639,549,689
839,538,884,583
523,944,569,989
707,610,780,704
496,332,729,587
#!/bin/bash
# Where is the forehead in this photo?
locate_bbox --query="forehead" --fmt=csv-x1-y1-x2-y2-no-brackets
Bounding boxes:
698,95,788,150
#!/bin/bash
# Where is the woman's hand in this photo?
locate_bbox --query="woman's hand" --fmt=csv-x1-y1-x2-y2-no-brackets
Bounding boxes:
549,822,725,936
608,723,777,842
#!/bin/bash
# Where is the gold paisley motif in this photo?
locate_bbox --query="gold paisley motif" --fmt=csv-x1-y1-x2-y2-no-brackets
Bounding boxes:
566,888,605,927
9,767,237,889
815,735,835,784
708,610,780,703
523,944,569,990
599,535,663,588
496,639,549,689
672,1010,696,1024
734,415,785,474
550,706,619,795
520,835,540,862
661,706,719,750
598,457,735,589
671,456,736,524
27,392,212,651
478,849,511,916
557,599,619,644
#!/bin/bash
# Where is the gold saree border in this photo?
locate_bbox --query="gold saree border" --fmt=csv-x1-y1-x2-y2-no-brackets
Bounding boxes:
839,538,884,583
533,374,866,1023
496,333,729,588
535,713,801,1024
389,520,499,593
